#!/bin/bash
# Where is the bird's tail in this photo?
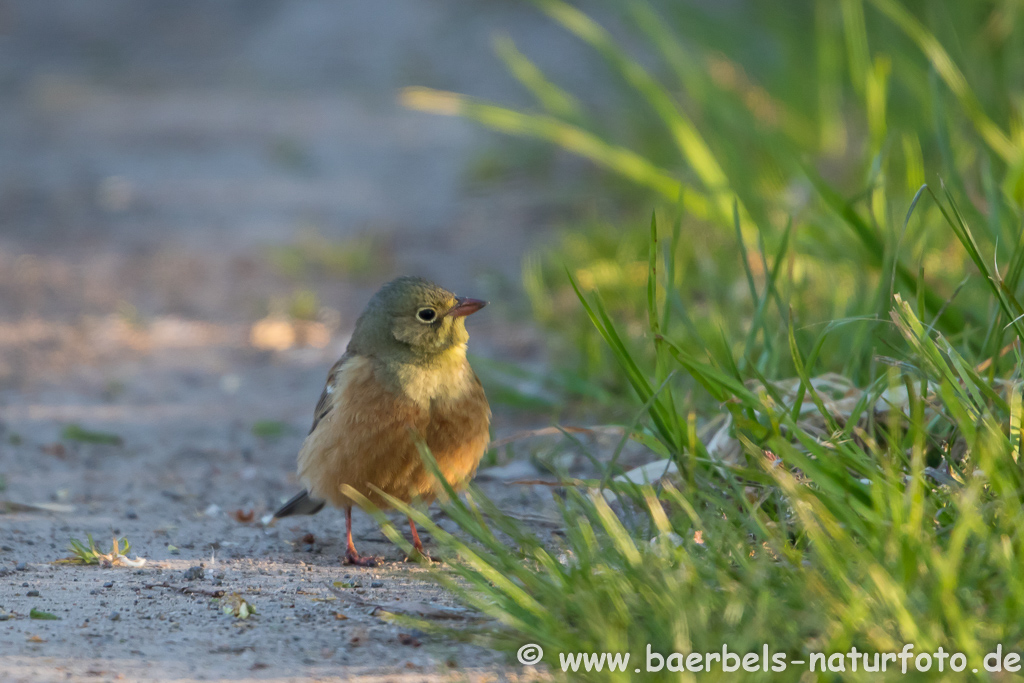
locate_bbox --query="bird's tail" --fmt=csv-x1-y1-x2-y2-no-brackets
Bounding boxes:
273,490,326,519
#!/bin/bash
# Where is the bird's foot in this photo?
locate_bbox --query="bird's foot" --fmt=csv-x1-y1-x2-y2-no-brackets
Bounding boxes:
343,551,380,567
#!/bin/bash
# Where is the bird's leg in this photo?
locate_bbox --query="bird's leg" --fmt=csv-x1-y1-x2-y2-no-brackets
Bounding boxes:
405,516,435,563
343,506,377,567
409,517,425,554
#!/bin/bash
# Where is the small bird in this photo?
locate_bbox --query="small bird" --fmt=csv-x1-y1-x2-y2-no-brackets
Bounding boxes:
272,276,491,566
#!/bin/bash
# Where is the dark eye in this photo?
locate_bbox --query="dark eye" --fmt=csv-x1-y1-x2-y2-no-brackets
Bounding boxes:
416,307,437,323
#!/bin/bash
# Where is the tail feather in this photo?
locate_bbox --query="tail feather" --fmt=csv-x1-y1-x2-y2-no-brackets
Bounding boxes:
273,490,326,519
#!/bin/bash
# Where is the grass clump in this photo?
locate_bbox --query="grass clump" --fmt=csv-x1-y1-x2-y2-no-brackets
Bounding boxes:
391,213,1024,680
393,1,1024,679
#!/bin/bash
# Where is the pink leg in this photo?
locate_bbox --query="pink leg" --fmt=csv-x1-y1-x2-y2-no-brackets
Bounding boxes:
409,517,425,554
343,507,377,567
406,516,434,562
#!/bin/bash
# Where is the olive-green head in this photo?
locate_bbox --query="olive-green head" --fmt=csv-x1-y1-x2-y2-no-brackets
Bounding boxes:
347,276,487,364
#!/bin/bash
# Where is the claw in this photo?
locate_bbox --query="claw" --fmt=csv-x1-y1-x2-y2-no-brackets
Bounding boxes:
344,551,379,567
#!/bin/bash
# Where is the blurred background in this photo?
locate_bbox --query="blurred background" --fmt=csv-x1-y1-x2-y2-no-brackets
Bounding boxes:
0,0,584,399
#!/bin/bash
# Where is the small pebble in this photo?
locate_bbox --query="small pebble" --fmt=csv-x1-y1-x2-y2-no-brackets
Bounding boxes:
370,581,384,588
26,590,39,597
103,582,113,588
1,545,13,552
21,582,28,588
183,565,205,581
126,509,138,520
109,611,120,621
15,562,27,571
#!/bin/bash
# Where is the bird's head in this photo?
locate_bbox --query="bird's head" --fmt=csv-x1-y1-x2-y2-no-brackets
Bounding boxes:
349,276,487,365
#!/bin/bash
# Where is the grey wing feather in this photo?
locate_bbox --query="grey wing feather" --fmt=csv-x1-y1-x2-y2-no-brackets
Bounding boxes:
308,352,351,434
272,354,357,521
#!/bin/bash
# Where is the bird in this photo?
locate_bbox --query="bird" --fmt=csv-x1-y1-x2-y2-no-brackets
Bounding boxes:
272,276,491,566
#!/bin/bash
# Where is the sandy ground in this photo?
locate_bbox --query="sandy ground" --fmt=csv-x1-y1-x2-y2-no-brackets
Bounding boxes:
0,315,569,683
0,2,620,680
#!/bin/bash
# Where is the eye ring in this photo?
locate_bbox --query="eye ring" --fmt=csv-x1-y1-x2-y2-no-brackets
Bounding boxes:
416,307,437,323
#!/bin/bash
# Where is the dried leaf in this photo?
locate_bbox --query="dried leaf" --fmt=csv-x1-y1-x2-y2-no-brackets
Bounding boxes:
232,509,255,523
1,501,75,514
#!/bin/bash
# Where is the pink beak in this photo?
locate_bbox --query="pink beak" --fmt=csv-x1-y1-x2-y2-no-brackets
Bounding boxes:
446,297,488,318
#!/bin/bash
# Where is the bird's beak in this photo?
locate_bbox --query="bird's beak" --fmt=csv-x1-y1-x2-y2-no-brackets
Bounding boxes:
446,297,488,318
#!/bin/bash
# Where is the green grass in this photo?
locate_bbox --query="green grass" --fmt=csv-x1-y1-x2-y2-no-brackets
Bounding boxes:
251,420,289,440
390,211,1024,681
60,424,123,446
393,0,1024,680
29,608,59,620
58,534,136,566
406,0,1024,404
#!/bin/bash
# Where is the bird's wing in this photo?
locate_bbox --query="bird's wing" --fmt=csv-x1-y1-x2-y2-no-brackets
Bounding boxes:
309,352,353,434
298,353,430,508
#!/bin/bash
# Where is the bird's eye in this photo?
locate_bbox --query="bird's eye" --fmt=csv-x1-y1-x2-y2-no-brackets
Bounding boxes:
416,307,437,323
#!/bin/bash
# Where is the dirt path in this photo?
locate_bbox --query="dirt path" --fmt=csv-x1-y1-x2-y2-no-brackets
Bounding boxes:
0,2,603,680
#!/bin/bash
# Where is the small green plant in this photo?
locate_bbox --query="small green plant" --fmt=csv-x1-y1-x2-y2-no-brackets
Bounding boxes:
251,420,288,440
221,593,256,619
58,534,146,568
29,608,59,620
60,424,123,446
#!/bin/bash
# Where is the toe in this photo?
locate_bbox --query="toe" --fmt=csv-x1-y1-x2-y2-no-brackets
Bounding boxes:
344,552,379,567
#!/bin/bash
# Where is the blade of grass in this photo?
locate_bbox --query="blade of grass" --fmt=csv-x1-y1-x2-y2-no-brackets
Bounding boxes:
531,0,741,224
866,0,1019,163
493,34,585,124
401,87,705,212
929,184,1024,343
